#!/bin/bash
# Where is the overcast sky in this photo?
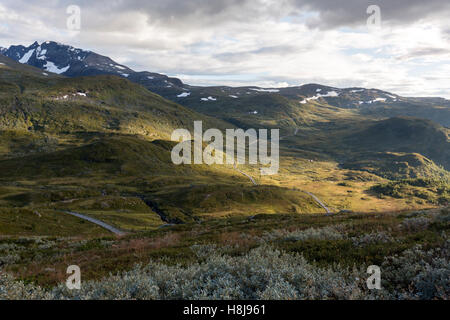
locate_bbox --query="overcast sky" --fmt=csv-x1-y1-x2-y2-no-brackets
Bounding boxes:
1,0,450,97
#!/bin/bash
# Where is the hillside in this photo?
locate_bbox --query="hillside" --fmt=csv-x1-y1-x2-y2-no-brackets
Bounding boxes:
0,42,449,302
0,41,449,227
342,117,450,170
0,60,330,224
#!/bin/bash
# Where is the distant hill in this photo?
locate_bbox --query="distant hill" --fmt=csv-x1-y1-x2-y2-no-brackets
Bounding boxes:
2,41,449,129
343,117,450,170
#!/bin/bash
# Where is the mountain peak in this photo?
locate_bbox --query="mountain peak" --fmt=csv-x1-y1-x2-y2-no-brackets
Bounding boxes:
1,40,130,76
1,40,185,94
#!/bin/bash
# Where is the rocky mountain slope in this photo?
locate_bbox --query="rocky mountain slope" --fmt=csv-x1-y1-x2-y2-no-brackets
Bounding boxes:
1,41,184,94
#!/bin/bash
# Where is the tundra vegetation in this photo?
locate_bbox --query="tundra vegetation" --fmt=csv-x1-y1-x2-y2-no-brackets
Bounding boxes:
0,55,449,299
0,207,448,299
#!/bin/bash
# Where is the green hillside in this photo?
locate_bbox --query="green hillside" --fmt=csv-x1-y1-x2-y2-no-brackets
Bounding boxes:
0,62,332,226
0,52,449,301
0,57,448,231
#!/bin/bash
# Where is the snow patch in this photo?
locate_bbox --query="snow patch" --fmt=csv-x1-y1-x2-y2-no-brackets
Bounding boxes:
229,95,238,98
36,47,47,60
250,88,280,93
359,98,387,104
300,90,340,103
19,49,35,63
201,96,217,101
177,92,191,98
44,61,70,74
322,91,339,97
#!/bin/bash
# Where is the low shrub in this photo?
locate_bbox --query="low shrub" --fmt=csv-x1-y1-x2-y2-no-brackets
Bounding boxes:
399,217,431,232
1,242,448,300
262,225,346,242
352,232,395,247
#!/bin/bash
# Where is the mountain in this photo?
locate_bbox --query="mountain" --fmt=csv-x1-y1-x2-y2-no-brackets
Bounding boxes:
0,52,63,80
3,41,450,130
1,41,185,95
0,32,449,301
0,40,448,231
2,41,449,179
0,56,230,152
172,83,450,128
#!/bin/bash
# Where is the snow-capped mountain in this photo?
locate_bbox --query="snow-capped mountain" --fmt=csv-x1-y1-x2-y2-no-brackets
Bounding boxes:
1,41,184,94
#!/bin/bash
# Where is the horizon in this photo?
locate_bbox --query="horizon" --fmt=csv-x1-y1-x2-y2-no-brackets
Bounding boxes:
2,39,449,100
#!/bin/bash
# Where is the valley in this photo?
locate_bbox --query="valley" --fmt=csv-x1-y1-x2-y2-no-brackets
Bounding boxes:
0,41,448,300
0,43,448,230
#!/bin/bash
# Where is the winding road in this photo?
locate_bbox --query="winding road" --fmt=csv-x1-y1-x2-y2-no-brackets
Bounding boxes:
64,126,328,233
233,162,258,185
300,191,332,214
61,210,126,236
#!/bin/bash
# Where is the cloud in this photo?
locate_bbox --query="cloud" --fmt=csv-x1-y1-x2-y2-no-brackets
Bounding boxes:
0,1,449,97
398,47,450,60
288,0,450,29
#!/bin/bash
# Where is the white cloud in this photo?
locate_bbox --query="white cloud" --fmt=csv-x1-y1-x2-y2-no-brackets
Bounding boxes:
0,1,449,97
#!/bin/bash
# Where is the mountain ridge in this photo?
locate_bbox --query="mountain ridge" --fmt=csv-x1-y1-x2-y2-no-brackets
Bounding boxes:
3,40,448,102
3,40,450,130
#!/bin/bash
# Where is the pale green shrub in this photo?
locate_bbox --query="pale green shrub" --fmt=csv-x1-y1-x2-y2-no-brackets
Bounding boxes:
52,265,160,300
399,217,431,232
1,243,448,300
381,240,449,299
0,243,22,251
0,254,20,266
352,232,395,247
0,271,51,300
262,225,345,242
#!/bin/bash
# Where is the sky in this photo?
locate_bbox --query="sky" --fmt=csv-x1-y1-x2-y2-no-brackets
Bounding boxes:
1,0,450,97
